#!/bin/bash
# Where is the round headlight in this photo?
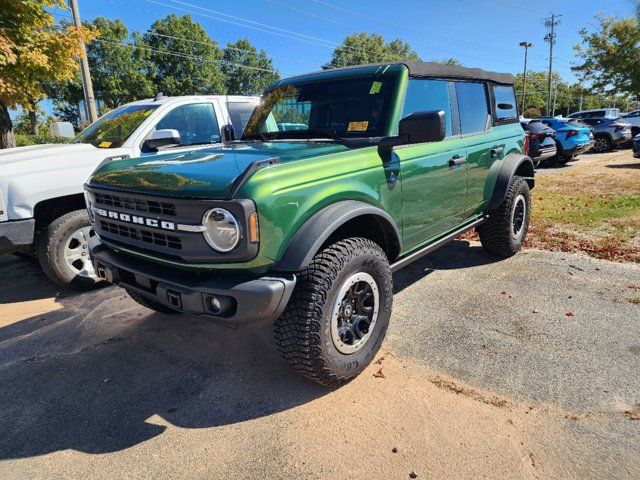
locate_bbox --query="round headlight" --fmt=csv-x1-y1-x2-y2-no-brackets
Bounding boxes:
202,208,240,252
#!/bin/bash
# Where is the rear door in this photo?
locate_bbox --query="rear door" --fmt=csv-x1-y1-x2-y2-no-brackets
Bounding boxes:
396,79,467,250
455,81,506,213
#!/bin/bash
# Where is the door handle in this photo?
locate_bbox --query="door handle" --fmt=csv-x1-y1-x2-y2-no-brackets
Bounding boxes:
449,155,467,169
491,146,504,158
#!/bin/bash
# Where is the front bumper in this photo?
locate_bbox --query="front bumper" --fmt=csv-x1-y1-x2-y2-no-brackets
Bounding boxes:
89,237,296,325
0,219,35,255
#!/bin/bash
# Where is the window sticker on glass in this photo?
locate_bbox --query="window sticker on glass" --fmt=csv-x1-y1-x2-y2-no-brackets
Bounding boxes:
98,141,112,148
369,81,382,94
348,121,369,132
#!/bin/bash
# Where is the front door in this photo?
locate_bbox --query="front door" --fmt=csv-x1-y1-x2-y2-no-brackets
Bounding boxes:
397,79,468,250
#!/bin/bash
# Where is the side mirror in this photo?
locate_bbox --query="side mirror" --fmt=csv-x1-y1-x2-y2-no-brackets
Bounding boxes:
399,110,446,144
222,124,235,142
143,129,181,150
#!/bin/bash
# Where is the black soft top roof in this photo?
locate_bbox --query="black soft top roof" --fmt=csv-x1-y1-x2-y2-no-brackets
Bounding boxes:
324,61,515,85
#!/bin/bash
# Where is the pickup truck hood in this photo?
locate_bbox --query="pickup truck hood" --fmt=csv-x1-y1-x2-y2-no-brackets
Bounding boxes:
0,143,130,220
89,142,348,198
0,143,108,168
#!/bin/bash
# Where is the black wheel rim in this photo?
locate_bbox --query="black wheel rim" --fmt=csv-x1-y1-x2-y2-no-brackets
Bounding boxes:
331,272,379,354
512,195,526,238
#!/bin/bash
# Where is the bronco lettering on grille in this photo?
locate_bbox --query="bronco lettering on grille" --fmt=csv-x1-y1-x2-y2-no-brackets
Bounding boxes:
94,207,176,231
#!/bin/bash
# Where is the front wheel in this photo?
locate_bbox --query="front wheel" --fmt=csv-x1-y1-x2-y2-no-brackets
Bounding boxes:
37,210,106,290
274,237,393,387
477,175,531,257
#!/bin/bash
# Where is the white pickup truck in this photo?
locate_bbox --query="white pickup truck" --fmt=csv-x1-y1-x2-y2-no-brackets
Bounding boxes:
0,94,259,289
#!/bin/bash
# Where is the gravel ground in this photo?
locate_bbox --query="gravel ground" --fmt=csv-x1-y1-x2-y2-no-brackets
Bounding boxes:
0,152,638,479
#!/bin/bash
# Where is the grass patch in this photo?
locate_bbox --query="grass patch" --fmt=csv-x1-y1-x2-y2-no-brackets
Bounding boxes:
524,152,640,263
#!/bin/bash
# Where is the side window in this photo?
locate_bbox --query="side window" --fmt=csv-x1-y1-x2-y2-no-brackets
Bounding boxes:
402,79,453,138
227,102,256,136
155,103,221,146
492,85,518,122
455,81,490,134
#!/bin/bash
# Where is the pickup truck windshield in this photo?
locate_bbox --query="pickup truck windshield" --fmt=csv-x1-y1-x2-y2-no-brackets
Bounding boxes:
242,75,397,141
72,105,158,148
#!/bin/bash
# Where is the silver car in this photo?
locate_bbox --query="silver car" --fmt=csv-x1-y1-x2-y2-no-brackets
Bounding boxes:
577,117,632,153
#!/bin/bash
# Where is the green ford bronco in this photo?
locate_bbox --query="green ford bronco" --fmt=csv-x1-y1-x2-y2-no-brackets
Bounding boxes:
85,62,534,386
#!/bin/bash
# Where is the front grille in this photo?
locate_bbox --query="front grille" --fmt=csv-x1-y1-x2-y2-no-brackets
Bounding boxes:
100,221,182,250
94,192,176,217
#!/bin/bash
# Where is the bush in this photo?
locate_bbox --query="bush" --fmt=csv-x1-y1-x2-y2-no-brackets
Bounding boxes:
14,134,71,147
524,107,542,118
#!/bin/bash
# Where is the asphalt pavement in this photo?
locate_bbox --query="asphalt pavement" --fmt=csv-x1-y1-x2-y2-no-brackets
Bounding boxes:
0,235,638,479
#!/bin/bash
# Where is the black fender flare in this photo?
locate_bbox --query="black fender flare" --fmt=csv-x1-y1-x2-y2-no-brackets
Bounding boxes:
488,153,535,211
275,200,401,272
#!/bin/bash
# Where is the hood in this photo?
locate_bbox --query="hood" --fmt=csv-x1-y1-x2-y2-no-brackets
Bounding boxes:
88,141,349,198
0,143,99,167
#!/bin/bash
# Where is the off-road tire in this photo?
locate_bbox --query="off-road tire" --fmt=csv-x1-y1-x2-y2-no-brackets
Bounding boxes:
37,209,105,290
127,290,182,314
274,237,393,387
478,175,531,257
592,135,612,153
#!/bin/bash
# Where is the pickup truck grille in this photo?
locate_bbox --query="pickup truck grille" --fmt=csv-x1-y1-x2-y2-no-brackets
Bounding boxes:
100,220,182,250
93,191,177,217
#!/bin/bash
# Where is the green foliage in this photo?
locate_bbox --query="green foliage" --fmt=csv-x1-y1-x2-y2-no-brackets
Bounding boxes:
513,70,631,116
221,39,279,95
574,14,640,98
524,107,542,118
0,0,95,147
87,18,155,108
14,133,69,146
323,33,420,69
143,14,224,95
431,58,462,66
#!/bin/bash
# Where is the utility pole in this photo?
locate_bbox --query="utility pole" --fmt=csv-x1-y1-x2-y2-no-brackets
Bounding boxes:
578,90,583,111
519,41,532,114
543,13,562,116
69,0,97,124
552,81,558,116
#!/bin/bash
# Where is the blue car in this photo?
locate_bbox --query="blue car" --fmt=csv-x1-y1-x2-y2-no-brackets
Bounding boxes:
536,117,594,163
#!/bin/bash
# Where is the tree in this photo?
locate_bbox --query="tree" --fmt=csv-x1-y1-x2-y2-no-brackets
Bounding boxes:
221,39,279,95
85,18,155,107
431,58,461,66
573,14,640,98
0,0,96,148
48,17,155,124
323,33,420,69
142,14,224,95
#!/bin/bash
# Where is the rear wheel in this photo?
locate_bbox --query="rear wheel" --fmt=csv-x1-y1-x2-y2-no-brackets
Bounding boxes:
592,135,612,153
478,176,531,257
274,237,393,387
37,210,106,290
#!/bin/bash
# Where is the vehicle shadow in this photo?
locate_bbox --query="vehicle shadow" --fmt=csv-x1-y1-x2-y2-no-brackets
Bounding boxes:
606,162,640,169
393,239,502,293
0,254,61,304
0,288,328,459
0,239,501,460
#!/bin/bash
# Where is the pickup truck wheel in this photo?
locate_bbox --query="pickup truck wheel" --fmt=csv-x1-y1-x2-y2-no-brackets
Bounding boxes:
37,210,106,290
275,237,393,387
477,175,530,257
126,290,182,315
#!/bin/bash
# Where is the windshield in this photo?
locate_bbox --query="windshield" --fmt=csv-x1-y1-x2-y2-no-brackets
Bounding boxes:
72,105,157,148
242,75,399,141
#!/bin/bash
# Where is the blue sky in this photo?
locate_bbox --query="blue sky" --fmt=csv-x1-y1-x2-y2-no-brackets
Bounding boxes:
21,0,637,119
